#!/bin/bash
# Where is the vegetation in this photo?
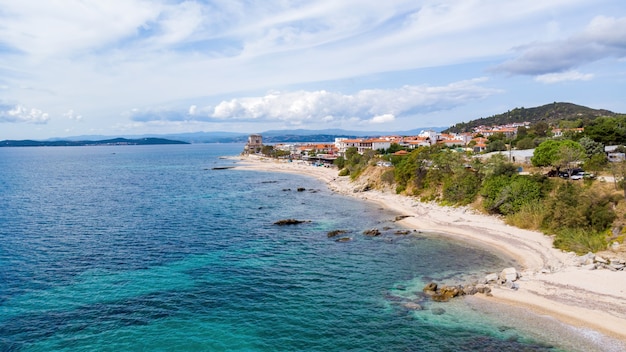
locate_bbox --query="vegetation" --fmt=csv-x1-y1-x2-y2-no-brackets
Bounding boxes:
446,102,616,134
339,141,622,254
255,102,626,255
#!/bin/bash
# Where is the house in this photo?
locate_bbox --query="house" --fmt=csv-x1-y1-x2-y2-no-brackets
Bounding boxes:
552,128,584,138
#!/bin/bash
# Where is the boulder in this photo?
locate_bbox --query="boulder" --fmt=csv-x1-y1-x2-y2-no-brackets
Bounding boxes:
274,219,311,225
499,267,519,282
363,228,381,236
462,285,478,295
484,273,499,283
335,237,352,243
582,263,597,270
327,230,348,238
594,256,608,264
423,282,438,294
475,284,492,296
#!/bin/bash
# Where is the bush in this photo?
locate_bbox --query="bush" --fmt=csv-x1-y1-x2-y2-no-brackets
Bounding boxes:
552,228,607,254
505,201,546,229
338,168,350,176
542,183,616,233
442,170,481,205
481,175,543,215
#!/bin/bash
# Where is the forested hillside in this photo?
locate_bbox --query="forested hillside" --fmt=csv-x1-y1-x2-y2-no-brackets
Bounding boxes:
446,102,618,133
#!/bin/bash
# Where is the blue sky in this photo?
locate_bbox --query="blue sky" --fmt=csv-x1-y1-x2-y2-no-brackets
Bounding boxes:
1,0,625,139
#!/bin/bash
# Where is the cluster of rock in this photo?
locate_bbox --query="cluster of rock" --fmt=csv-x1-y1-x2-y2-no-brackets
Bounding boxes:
578,252,626,271
422,282,493,302
482,267,521,290
421,267,521,303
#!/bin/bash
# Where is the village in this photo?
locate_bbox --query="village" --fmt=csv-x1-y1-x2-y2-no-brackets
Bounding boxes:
244,122,625,167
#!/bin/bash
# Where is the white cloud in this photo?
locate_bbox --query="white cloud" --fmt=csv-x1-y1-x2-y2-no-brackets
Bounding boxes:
63,109,83,121
496,15,626,75
0,104,50,124
370,114,395,124
535,71,594,84
1,0,624,139
207,79,499,124
124,79,500,130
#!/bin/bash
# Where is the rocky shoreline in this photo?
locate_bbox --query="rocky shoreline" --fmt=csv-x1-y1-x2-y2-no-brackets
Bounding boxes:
232,155,626,344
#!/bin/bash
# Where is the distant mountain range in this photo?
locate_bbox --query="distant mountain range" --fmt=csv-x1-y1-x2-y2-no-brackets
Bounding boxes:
0,137,189,147
39,127,448,144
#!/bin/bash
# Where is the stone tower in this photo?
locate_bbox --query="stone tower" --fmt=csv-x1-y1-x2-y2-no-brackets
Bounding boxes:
244,134,263,154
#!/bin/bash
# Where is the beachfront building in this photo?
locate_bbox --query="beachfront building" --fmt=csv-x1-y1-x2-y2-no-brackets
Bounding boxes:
244,134,263,154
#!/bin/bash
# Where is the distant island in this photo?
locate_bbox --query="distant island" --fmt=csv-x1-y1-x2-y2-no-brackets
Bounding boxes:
0,137,189,147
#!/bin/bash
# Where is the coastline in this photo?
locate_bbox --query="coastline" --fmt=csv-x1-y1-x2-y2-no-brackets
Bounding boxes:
232,154,626,344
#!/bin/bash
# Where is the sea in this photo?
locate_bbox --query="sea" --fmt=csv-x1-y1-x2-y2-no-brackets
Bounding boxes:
0,143,623,352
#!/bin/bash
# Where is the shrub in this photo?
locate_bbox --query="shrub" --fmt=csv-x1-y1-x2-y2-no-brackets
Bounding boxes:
505,201,546,229
481,175,543,215
552,228,607,254
542,183,616,233
442,170,481,205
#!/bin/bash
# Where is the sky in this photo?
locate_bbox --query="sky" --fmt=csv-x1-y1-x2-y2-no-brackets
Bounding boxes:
1,0,626,140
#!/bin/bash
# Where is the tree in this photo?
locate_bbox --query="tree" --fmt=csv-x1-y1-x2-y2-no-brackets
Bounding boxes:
515,137,535,150
529,121,549,138
578,137,604,159
555,142,586,176
261,145,275,157
480,153,517,180
531,140,561,167
486,139,507,152
584,116,626,145
334,156,346,169
531,140,584,171
386,143,403,154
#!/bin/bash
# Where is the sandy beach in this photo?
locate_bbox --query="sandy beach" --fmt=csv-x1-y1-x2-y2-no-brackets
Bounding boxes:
233,154,626,343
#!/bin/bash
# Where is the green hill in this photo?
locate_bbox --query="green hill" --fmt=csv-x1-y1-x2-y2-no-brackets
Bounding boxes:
446,102,618,133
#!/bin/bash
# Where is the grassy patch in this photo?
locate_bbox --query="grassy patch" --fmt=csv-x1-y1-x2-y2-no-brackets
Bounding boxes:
505,201,546,230
552,228,607,254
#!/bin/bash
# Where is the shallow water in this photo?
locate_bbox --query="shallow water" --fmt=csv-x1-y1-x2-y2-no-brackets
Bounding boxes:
0,144,620,351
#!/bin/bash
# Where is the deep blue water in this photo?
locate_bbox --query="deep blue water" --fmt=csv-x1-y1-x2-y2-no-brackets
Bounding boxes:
0,144,617,351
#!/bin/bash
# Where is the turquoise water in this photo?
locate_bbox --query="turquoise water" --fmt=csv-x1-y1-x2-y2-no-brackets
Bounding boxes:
0,144,618,351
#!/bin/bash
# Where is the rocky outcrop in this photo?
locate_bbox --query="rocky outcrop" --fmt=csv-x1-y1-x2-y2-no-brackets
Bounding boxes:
577,252,626,271
274,219,311,225
327,229,349,238
421,267,521,303
362,228,381,236
423,282,493,302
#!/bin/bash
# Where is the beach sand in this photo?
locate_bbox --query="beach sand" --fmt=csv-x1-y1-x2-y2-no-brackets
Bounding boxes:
232,154,626,344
